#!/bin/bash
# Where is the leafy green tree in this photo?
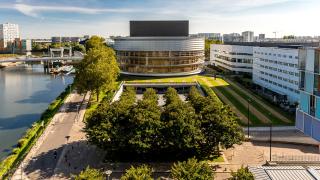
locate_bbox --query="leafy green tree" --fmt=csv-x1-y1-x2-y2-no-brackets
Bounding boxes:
230,166,254,180
85,87,136,151
129,88,162,154
171,158,214,180
85,36,106,51
121,165,153,180
73,43,86,53
74,46,119,101
74,166,104,180
162,88,203,157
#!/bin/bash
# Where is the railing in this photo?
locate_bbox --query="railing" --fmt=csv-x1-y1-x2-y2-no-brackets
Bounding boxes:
272,154,320,163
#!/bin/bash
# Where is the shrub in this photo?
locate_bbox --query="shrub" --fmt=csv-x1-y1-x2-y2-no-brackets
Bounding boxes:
121,165,153,180
171,158,214,180
230,166,254,180
74,166,104,180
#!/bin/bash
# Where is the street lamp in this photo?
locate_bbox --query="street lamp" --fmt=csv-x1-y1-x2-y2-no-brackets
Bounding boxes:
247,99,251,139
105,170,112,180
269,121,272,162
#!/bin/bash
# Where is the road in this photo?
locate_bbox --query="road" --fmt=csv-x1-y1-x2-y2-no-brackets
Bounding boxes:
12,91,86,180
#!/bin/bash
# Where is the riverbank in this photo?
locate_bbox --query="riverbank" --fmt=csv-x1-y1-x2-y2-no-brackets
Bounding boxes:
0,84,73,179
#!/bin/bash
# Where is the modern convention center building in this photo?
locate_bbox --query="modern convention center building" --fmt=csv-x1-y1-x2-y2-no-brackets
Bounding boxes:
114,21,205,76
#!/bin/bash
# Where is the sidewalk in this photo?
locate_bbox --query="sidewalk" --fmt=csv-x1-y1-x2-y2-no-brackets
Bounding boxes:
11,91,87,180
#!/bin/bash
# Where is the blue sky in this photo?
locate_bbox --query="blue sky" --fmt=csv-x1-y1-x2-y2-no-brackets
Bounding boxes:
0,0,319,38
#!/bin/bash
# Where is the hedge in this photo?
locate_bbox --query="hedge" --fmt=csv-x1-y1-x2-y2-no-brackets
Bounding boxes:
0,84,73,179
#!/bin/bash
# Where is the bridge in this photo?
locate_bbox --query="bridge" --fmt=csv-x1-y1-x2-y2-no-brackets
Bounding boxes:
0,56,83,63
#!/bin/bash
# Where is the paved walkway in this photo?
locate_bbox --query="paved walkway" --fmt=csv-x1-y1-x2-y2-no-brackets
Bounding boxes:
12,91,88,180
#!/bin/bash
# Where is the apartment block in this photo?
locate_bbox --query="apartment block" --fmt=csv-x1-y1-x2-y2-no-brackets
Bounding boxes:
253,46,300,104
0,23,20,49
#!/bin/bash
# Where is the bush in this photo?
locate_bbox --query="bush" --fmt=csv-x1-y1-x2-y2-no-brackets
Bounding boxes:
74,166,104,180
121,165,153,180
171,158,214,180
230,166,254,180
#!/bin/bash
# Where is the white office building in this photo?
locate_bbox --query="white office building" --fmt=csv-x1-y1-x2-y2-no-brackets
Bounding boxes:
0,23,20,48
210,44,253,73
252,47,300,104
242,31,254,42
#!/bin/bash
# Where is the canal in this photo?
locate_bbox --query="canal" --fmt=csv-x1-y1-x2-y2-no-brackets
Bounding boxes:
0,64,73,160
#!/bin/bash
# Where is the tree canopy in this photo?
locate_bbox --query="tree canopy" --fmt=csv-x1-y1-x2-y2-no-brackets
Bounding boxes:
85,35,106,51
85,86,243,161
74,38,119,101
171,157,214,180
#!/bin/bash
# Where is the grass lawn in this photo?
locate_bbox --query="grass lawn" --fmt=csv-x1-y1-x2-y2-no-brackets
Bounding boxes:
209,156,225,163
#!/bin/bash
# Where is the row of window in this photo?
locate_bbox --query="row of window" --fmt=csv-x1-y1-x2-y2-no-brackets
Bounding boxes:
213,50,252,56
254,51,298,59
214,55,252,64
258,64,299,77
257,58,298,68
260,71,299,85
215,60,252,69
259,77,300,94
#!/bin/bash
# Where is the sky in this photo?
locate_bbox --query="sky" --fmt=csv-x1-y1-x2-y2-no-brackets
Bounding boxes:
0,0,319,39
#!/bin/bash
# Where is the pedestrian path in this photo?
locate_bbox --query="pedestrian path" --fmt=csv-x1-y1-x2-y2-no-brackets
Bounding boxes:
11,92,86,180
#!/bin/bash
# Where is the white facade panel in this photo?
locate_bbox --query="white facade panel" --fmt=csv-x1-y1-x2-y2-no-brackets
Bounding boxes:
114,37,204,51
210,44,253,73
252,47,299,104
306,49,315,72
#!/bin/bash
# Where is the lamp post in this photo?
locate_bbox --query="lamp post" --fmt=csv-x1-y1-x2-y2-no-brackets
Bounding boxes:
269,122,272,162
105,170,112,180
247,99,251,138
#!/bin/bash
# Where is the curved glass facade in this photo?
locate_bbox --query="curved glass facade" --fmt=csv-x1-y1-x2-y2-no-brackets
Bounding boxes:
114,37,205,76
117,50,204,75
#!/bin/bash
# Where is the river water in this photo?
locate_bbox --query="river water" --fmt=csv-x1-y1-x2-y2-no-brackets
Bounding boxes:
0,64,73,160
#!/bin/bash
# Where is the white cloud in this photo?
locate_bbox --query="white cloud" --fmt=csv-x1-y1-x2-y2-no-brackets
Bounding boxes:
1,3,141,17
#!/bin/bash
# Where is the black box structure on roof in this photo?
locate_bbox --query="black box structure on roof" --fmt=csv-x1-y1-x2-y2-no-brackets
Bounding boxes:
130,21,189,37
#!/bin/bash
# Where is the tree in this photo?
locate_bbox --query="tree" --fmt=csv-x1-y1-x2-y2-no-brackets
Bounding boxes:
74,46,119,101
162,88,203,157
129,88,162,155
73,44,86,53
230,166,254,180
120,165,153,180
74,166,104,180
85,87,136,151
171,158,214,180
85,36,106,51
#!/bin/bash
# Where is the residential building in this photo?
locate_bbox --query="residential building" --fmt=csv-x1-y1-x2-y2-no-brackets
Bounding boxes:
242,31,254,42
253,46,300,104
0,23,20,49
210,44,253,73
223,33,242,42
296,47,320,141
258,34,265,40
114,21,205,76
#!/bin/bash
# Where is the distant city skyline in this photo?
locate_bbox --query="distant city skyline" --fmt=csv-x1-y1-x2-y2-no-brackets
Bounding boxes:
0,0,320,38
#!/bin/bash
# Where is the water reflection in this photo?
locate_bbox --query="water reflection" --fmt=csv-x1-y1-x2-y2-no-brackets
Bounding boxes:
0,64,73,160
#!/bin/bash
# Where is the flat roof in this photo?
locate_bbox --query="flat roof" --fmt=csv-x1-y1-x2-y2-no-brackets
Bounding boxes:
130,21,189,37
